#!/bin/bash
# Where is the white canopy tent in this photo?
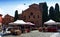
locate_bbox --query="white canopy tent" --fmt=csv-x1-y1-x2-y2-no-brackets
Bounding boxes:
9,20,35,25
44,19,56,25
26,22,35,25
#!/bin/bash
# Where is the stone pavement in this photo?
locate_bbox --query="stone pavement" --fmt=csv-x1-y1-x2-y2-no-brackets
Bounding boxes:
3,30,57,37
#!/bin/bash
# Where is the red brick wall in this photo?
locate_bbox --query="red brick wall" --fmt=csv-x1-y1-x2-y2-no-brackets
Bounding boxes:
21,4,42,27
0,16,2,23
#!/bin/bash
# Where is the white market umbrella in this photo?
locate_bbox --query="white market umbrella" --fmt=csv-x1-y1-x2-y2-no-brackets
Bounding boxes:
26,22,35,25
13,20,27,24
9,20,28,25
44,19,56,25
9,20,35,25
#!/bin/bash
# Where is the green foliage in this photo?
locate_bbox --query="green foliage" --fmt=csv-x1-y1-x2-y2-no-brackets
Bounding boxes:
55,3,60,22
14,10,18,21
42,2,49,23
49,6,55,20
55,3,59,13
49,3,60,22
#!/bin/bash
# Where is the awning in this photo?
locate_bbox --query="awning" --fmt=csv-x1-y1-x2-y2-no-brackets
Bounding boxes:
9,20,35,25
44,19,56,25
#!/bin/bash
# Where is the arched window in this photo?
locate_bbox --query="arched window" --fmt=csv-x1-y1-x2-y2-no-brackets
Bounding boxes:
30,12,33,15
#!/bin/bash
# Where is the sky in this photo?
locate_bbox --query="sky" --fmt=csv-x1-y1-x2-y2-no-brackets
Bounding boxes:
0,0,60,17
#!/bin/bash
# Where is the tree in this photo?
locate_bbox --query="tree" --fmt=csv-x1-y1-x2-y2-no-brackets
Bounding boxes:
43,3,49,22
39,2,49,27
55,3,60,22
41,2,49,23
55,3,59,13
14,10,18,21
49,6,55,20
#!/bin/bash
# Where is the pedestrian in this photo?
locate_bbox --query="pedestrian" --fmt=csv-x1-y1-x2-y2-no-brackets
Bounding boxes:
2,25,6,33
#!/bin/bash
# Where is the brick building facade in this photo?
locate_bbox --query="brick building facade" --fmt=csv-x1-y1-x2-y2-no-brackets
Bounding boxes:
3,14,14,25
0,14,2,23
19,3,43,27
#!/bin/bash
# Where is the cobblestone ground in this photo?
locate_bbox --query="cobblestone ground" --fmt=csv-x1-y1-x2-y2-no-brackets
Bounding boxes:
3,30,56,37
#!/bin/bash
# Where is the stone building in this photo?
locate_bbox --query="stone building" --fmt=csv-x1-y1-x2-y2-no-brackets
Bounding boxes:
18,2,48,27
3,14,14,25
19,4,42,27
0,14,2,32
0,14,2,23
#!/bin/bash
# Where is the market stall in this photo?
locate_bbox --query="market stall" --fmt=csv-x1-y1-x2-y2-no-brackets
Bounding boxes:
44,19,58,32
9,20,35,34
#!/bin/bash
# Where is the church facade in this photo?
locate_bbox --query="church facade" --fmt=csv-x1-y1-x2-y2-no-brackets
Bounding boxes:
18,3,46,27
